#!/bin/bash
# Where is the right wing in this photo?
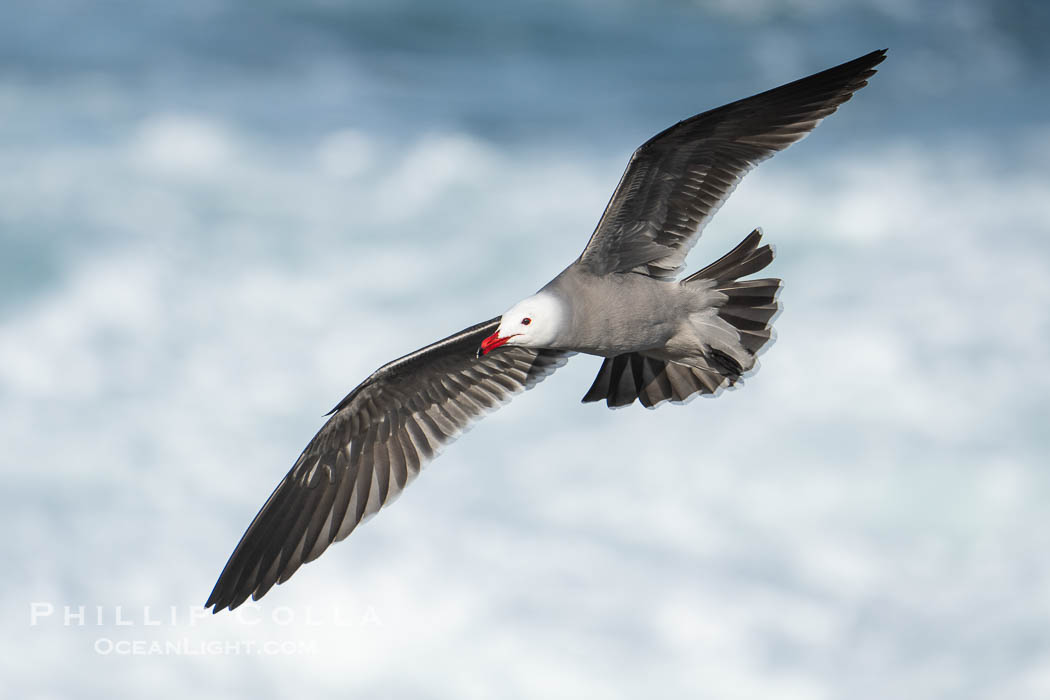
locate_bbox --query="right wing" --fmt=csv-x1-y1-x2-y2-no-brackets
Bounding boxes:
576,49,886,278
206,318,571,612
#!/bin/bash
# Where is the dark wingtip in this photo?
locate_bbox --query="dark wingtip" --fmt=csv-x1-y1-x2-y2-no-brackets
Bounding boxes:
204,588,228,614
205,585,253,614
852,48,889,81
856,48,888,67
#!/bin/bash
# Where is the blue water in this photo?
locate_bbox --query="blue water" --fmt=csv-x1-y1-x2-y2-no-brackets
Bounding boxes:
3,1,1049,698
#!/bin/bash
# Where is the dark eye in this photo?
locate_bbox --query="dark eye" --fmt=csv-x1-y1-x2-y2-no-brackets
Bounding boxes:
521,317,531,326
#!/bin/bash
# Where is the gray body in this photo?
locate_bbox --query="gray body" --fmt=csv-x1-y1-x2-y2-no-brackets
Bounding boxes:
541,266,749,378
542,268,694,356
207,49,887,612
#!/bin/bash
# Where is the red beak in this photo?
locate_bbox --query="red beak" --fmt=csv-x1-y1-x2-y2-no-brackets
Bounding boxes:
479,331,512,356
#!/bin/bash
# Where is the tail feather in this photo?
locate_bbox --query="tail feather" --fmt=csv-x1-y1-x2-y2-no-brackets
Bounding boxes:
737,328,773,354
684,228,772,283
719,302,778,324
717,280,781,298
582,228,781,409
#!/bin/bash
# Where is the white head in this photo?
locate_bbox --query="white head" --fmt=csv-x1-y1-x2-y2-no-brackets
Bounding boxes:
479,291,566,355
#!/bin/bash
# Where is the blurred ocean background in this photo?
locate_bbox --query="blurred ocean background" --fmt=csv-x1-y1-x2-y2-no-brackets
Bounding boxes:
4,1,1049,698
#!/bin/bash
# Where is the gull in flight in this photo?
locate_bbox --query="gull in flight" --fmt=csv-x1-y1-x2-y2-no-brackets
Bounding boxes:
207,49,887,612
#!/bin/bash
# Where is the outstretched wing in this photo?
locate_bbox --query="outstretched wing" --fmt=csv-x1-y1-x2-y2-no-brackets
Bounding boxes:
206,318,571,612
576,49,886,278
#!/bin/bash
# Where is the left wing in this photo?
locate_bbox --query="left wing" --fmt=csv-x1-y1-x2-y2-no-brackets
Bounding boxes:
206,318,570,612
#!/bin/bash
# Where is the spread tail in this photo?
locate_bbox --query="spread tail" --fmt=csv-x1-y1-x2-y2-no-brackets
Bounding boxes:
582,229,780,408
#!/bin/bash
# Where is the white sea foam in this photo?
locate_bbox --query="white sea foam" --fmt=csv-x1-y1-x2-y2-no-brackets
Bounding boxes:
3,105,1049,699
